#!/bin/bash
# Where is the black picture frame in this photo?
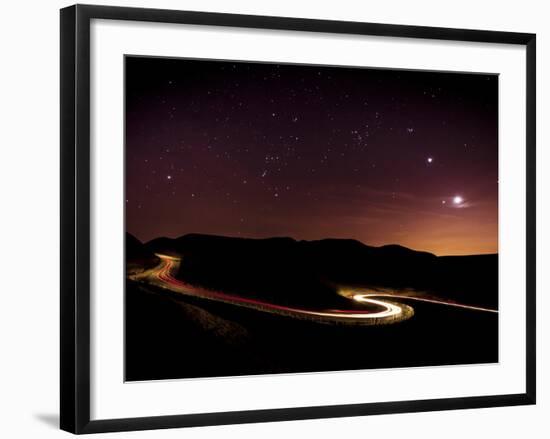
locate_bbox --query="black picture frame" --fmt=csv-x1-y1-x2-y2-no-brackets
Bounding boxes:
60,4,536,434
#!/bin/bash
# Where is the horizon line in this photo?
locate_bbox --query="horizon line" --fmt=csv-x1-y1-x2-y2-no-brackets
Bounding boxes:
127,230,498,258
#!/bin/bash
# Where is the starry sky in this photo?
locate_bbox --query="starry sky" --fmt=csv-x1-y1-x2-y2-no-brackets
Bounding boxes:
125,56,498,256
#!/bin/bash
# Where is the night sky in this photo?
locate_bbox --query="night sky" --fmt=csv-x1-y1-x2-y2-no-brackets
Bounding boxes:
125,56,498,256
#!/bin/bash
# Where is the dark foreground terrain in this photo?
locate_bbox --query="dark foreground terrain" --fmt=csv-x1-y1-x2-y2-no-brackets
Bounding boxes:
125,233,498,381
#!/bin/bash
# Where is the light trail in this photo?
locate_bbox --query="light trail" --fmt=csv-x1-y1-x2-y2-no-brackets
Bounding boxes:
337,289,498,314
352,293,498,313
130,254,496,326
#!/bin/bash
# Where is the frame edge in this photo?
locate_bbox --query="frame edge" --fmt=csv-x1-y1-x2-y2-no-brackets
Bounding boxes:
525,34,536,404
60,4,77,434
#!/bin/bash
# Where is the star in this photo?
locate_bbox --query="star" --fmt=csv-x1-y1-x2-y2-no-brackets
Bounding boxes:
166,175,172,180
453,196,463,205
427,157,433,163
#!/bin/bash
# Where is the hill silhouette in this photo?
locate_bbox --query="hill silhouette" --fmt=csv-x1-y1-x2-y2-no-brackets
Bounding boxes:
126,233,159,273
141,233,497,309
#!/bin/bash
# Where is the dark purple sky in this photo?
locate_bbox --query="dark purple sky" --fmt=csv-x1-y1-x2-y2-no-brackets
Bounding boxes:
125,56,498,255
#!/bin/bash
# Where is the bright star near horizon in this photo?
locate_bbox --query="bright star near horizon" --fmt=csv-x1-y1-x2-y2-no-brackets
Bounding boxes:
427,157,433,163
453,196,463,204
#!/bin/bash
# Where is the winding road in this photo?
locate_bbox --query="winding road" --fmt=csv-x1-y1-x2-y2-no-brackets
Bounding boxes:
130,254,496,326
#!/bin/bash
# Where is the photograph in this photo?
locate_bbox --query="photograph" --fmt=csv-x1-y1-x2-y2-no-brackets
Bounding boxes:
124,55,499,382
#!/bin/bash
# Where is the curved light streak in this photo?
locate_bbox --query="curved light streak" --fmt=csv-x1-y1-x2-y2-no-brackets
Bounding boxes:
130,254,496,326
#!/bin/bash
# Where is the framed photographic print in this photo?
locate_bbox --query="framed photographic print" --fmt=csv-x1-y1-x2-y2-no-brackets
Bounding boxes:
60,4,536,434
